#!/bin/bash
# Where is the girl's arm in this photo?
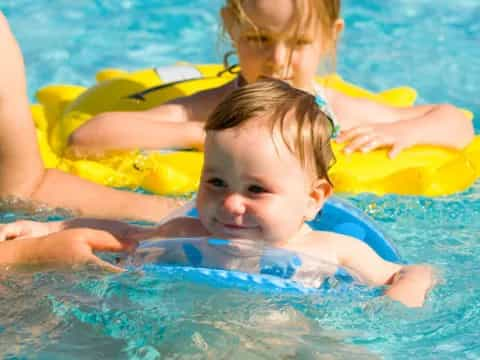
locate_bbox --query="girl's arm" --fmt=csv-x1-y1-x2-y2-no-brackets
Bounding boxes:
68,106,205,157
328,90,474,157
67,83,233,156
333,234,434,307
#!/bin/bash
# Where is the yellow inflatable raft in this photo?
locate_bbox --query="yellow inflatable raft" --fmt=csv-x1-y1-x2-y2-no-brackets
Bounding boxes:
32,63,479,196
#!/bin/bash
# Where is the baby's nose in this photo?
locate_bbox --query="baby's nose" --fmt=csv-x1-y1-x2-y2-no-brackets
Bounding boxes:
222,193,246,216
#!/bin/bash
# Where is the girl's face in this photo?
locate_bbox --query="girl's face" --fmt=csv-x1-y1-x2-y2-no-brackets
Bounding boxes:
223,0,342,92
196,118,331,245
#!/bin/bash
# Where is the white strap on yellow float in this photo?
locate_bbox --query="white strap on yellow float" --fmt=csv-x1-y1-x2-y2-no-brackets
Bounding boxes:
154,65,203,83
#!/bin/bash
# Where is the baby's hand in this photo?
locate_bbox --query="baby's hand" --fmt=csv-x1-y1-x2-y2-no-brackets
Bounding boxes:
336,123,412,158
9,228,138,272
0,220,56,241
385,265,435,307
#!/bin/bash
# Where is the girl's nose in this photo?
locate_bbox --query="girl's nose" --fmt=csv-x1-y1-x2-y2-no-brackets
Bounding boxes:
222,192,246,216
267,42,289,72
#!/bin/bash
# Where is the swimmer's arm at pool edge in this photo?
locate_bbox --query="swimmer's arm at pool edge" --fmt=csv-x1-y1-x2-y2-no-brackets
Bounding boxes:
0,228,136,271
0,216,206,244
59,216,209,241
0,13,182,222
28,169,184,222
137,217,210,240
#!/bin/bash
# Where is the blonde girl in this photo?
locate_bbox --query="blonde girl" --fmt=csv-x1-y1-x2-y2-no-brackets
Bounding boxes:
69,0,473,158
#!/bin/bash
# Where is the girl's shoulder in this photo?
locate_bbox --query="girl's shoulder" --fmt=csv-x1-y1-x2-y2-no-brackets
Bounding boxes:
171,79,237,122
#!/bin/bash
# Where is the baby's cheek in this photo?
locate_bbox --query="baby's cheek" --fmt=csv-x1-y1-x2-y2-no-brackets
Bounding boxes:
260,203,289,228
196,187,212,208
276,203,307,228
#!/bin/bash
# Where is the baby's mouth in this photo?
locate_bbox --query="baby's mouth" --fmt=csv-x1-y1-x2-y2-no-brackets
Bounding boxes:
222,223,252,230
215,219,257,231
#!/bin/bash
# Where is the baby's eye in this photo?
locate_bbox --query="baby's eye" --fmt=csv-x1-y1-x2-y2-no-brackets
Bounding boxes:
207,178,227,188
248,184,267,194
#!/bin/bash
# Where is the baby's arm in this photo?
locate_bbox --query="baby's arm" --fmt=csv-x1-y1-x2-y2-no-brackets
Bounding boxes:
329,90,474,157
331,233,434,307
67,83,230,156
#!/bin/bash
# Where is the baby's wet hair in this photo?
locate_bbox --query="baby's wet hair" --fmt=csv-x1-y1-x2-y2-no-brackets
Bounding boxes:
205,78,335,184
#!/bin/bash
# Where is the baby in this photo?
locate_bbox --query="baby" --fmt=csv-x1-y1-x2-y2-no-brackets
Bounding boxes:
0,79,433,306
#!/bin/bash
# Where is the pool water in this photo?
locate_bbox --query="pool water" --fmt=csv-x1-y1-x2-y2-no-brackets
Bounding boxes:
2,0,480,358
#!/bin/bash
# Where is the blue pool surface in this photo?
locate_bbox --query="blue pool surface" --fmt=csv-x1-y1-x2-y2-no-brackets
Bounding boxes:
1,0,480,358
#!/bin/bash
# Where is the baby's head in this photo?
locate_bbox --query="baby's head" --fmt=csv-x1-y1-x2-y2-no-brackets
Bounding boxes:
221,0,344,89
196,78,335,244
206,78,335,183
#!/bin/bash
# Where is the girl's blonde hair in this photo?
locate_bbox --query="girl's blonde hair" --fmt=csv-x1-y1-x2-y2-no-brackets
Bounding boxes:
205,78,335,184
222,0,342,71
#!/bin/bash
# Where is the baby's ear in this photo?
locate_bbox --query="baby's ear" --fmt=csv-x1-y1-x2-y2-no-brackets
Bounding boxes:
305,179,333,221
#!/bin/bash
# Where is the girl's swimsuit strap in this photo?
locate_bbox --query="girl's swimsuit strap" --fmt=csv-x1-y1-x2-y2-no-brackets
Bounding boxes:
313,82,341,138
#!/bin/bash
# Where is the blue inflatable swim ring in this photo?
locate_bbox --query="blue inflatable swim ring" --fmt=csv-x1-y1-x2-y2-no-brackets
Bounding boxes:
131,196,400,293
185,196,399,262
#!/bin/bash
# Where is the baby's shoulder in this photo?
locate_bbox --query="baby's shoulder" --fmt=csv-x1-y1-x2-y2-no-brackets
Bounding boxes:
310,230,365,249
302,229,354,243
285,230,342,265
296,230,365,263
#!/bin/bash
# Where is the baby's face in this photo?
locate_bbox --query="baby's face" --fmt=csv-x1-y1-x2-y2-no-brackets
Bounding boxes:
226,0,327,91
196,117,318,245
